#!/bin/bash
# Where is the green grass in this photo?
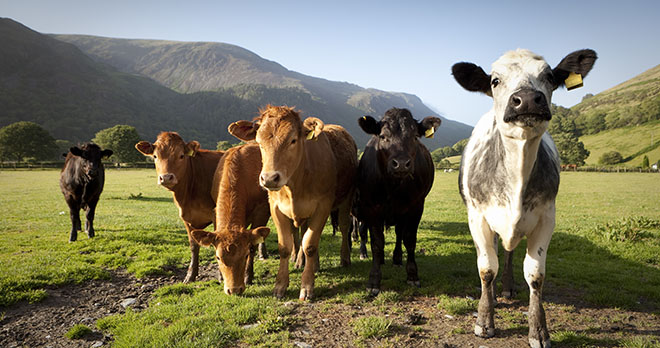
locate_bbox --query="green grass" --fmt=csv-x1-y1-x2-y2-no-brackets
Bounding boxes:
351,316,393,339
436,294,477,316
1,169,660,346
65,324,93,339
580,120,660,166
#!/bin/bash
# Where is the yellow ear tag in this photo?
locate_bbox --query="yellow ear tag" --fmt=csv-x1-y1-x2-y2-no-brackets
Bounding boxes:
565,72,583,91
186,148,195,157
306,131,315,140
425,127,435,139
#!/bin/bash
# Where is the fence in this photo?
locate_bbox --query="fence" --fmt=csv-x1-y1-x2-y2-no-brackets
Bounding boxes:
0,162,155,170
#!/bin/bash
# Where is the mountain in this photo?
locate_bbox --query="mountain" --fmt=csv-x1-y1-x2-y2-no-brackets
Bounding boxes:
51,34,473,147
0,18,265,148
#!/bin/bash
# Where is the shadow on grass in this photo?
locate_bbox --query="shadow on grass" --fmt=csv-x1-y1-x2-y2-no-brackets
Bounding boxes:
107,195,172,203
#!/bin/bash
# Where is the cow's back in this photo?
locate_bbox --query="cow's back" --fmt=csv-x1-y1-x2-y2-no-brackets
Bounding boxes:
323,124,358,207
212,143,267,228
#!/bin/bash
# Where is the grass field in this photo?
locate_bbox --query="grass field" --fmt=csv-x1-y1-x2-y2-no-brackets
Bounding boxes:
580,120,660,166
1,169,659,347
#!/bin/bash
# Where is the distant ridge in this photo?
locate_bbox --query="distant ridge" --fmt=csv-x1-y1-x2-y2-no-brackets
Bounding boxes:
0,17,473,149
52,33,473,147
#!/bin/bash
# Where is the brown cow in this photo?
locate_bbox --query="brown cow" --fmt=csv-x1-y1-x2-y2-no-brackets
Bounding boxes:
135,132,224,283
190,143,271,295
229,105,357,300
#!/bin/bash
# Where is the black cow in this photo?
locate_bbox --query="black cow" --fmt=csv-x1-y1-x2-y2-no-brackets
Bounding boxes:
60,143,113,242
356,107,441,295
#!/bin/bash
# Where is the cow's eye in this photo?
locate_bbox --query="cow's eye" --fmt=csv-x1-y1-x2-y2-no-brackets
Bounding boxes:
153,155,157,159
180,154,184,159
491,78,500,88
291,138,296,144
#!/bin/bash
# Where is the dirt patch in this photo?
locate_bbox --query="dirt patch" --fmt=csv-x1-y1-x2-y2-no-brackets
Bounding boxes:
1,266,659,348
0,263,219,348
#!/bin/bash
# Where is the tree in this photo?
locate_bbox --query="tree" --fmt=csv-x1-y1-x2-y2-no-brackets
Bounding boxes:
216,140,233,151
451,138,469,155
553,133,590,165
0,121,57,162
92,125,143,163
642,155,650,169
599,151,623,165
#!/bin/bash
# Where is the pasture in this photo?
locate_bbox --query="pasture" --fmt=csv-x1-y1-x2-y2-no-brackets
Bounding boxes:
0,169,659,347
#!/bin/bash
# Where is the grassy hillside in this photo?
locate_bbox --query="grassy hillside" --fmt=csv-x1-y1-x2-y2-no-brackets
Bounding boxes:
570,64,660,135
580,120,660,166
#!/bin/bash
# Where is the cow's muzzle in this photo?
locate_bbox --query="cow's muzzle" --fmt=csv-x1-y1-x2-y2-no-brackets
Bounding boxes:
158,173,177,188
388,157,413,178
260,171,284,191
503,89,551,126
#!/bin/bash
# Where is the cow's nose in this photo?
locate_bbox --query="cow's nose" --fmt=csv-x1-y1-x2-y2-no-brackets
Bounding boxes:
260,172,281,189
158,173,175,185
225,286,245,295
391,158,411,169
510,89,545,111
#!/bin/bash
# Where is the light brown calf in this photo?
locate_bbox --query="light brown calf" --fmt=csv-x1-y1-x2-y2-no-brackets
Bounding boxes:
135,132,224,283
191,143,271,295
229,105,357,300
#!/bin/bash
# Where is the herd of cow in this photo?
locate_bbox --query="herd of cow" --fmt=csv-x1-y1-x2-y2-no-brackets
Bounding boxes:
58,49,597,347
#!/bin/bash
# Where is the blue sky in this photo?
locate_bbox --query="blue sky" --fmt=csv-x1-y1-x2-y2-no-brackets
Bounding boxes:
2,0,660,126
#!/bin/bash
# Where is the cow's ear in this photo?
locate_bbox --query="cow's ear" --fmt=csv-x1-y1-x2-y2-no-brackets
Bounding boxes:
303,117,324,140
69,146,83,157
135,141,154,155
249,226,270,246
228,121,259,142
358,116,381,135
101,149,113,159
191,229,219,247
452,62,492,96
417,116,442,138
552,49,597,90
185,141,200,157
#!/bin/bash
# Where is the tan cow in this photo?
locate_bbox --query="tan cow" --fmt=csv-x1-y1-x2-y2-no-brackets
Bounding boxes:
191,143,271,295
229,105,357,300
135,132,224,283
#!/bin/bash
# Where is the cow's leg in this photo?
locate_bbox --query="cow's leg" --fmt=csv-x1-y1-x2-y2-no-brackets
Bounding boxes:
330,209,338,236
366,222,385,295
183,223,200,283
351,216,359,242
251,204,271,260
502,249,516,299
402,207,423,287
393,228,403,266
245,244,257,285
337,198,352,267
470,214,498,338
84,199,98,238
299,206,331,300
525,218,554,348
358,222,368,260
293,223,303,267
272,207,294,299
66,196,81,242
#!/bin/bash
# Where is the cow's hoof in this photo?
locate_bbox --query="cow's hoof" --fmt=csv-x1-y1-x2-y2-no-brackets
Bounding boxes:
474,324,495,338
183,273,197,284
407,280,421,288
529,337,551,348
273,286,287,299
299,288,314,301
501,290,516,299
86,229,95,238
359,253,368,260
366,287,380,296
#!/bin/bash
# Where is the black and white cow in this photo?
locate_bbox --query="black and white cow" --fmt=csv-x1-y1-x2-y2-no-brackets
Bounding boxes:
452,49,596,348
60,143,113,242
356,107,441,295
